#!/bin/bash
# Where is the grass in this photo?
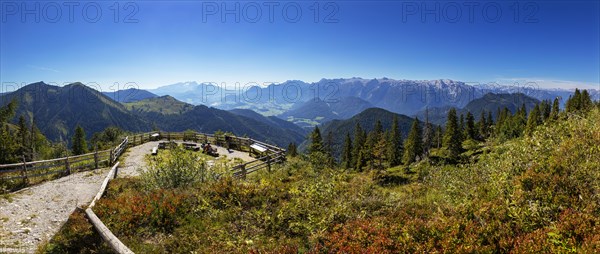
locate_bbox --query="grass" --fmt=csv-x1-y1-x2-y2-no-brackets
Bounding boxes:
45,109,600,253
37,208,113,254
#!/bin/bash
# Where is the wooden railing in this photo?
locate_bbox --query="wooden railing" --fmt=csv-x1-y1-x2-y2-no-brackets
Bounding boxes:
85,162,134,254
0,137,129,192
125,131,287,179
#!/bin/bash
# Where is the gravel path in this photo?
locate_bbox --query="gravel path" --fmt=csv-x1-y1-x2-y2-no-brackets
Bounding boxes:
0,141,257,253
0,168,109,254
119,141,255,178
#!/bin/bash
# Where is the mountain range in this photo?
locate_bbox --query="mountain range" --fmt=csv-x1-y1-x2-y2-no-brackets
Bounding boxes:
147,78,598,122
0,83,306,147
1,79,593,149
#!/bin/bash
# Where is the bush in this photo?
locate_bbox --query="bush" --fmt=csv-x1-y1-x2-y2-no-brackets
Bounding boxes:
141,146,210,189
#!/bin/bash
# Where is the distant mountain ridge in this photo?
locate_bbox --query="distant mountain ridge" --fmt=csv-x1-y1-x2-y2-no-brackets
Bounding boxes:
0,82,150,141
0,82,307,147
125,95,194,115
151,78,597,118
279,97,373,128
310,108,420,158
102,88,158,103
415,93,541,125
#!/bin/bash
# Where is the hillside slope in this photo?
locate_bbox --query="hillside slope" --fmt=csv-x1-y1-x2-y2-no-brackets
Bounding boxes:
0,82,150,140
313,108,418,158
103,88,158,103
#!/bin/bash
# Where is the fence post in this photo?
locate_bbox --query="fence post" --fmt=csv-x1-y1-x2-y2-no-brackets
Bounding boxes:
21,156,28,185
109,150,114,166
65,156,71,175
168,132,171,141
94,146,99,169
241,164,247,179
266,155,271,172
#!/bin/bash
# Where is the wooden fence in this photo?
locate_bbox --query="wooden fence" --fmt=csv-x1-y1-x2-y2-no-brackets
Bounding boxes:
1,131,286,193
0,137,128,192
125,131,287,179
85,162,134,254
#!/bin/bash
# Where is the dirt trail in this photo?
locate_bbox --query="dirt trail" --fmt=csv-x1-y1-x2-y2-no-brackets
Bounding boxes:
0,168,109,254
119,141,255,178
0,141,256,253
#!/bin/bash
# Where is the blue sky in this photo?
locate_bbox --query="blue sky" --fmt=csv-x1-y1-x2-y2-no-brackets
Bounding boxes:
1,1,599,91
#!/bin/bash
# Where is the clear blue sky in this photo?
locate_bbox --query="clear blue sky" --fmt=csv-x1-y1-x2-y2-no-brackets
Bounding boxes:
1,1,599,91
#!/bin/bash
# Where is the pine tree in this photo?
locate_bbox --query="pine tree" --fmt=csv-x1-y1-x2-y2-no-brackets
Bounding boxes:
308,126,324,155
443,108,462,160
550,97,560,120
325,131,335,167
387,116,403,167
422,108,434,156
72,125,88,155
373,120,383,136
18,116,29,159
364,130,377,170
465,111,476,140
487,111,494,137
540,100,551,122
402,118,423,165
0,101,18,163
341,132,353,169
353,122,367,170
459,114,465,141
373,132,388,170
581,90,593,111
435,125,443,149
287,142,298,157
525,104,541,136
478,110,487,140
566,89,581,113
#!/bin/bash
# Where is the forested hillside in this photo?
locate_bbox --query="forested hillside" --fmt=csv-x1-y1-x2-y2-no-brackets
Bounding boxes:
44,90,600,253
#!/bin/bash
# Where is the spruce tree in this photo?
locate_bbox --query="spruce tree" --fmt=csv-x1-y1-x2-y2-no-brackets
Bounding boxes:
443,108,462,160
287,142,298,157
459,114,465,141
422,108,434,156
308,126,324,155
387,116,403,167
540,100,551,122
402,118,422,165
72,125,88,155
364,130,377,170
465,111,476,140
18,116,30,159
435,125,443,149
581,90,593,111
325,131,335,167
487,111,494,137
373,132,388,170
373,120,383,136
550,97,560,120
0,101,18,163
352,122,366,170
478,110,487,140
341,132,353,169
526,104,542,136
